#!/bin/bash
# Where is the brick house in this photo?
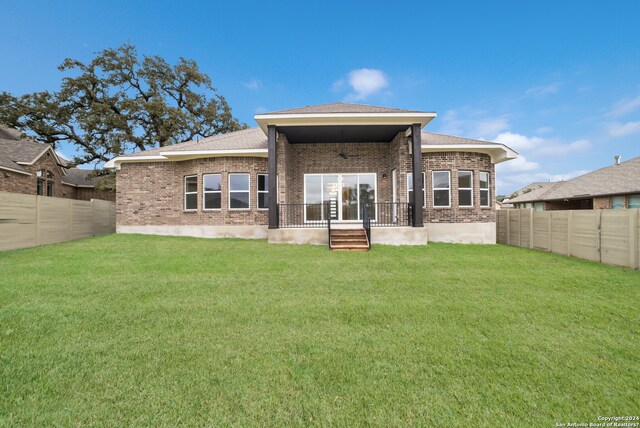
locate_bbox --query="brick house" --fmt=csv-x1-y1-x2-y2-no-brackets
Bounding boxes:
0,126,115,201
510,156,640,211
106,103,517,247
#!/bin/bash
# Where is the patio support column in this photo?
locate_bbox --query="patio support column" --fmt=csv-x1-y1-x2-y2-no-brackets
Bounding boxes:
268,125,278,229
411,123,424,227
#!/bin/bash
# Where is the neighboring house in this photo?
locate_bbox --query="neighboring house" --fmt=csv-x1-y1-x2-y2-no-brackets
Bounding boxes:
106,102,517,246
510,156,640,210
0,126,115,201
496,199,514,210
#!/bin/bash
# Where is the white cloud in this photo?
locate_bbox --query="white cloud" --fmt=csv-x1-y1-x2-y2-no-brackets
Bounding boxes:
496,155,539,174
494,132,544,151
243,78,262,90
607,94,640,117
536,126,553,134
607,121,640,137
437,110,509,140
525,82,561,97
535,139,591,157
335,68,389,101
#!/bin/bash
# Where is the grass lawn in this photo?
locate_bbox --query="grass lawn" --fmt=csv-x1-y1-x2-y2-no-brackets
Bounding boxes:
1,234,638,426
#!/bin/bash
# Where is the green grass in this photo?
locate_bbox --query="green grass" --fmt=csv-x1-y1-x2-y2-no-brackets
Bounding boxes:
0,234,638,426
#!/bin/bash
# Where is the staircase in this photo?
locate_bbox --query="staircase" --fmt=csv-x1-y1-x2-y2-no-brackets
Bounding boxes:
329,228,370,251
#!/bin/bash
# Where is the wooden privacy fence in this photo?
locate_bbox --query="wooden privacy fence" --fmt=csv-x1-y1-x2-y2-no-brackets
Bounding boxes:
497,208,640,269
0,191,115,252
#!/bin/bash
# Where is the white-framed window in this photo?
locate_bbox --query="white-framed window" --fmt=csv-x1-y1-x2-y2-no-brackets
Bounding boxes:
257,174,269,210
184,175,198,211
229,173,250,209
407,172,426,208
629,194,640,209
203,174,222,210
432,171,451,208
611,195,625,209
480,171,490,207
458,171,473,207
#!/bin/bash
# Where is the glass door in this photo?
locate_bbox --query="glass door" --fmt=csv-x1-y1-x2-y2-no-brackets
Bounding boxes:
304,173,377,222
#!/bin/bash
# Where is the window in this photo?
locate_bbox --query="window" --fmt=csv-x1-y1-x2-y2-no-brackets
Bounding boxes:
629,194,640,209
229,173,250,209
480,171,490,207
184,175,198,211
458,171,473,207
203,174,222,210
611,195,625,209
534,202,544,212
257,174,269,210
407,172,426,208
36,169,54,196
432,171,451,207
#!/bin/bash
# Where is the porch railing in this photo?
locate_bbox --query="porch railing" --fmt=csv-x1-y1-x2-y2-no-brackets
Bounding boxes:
277,202,413,228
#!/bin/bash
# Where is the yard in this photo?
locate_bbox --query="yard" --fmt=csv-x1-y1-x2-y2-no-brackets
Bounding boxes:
0,234,638,426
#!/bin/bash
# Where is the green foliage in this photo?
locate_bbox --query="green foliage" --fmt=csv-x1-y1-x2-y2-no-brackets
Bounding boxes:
0,44,246,177
1,236,638,426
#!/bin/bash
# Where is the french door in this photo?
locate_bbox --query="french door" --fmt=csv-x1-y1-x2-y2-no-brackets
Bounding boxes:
304,173,376,222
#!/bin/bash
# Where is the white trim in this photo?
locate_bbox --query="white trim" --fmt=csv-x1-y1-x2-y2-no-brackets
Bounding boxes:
0,165,31,176
104,149,268,170
407,171,426,209
479,171,491,208
255,112,437,133
432,171,451,208
457,170,473,208
421,144,518,164
257,173,269,210
202,173,222,211
228,173,250,210
184,175,198,211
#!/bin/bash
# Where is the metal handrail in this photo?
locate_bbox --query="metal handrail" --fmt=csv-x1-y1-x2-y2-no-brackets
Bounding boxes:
276,202,413,228
362,204,371,249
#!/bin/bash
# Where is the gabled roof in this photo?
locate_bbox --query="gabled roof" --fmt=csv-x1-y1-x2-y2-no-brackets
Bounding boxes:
509,182,564,203
264,102,424,115
60,168,99,187
510,156,640,203
421,131,517,164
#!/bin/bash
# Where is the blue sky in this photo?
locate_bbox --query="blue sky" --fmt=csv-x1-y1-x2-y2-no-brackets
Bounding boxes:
1,0,639,195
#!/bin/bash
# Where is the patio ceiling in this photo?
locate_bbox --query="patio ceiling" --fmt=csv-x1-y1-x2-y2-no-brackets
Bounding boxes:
277,124,409,143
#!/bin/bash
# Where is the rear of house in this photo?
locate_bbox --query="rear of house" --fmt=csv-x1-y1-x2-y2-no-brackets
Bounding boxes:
107,102,517,245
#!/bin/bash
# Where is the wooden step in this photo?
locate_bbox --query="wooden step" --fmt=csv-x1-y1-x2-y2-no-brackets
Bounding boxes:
329,228,369,251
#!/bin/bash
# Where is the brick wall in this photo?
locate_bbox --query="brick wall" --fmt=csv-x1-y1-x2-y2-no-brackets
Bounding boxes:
75,186,116,202
116,156,269,226
593,196,610,209
422,152,496,223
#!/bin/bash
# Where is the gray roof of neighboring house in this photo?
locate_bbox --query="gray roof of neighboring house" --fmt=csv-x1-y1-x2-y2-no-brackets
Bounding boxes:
509,182,564,203
0,125,98,187
60,168,99,186
510,156,640,203
263,102,424,115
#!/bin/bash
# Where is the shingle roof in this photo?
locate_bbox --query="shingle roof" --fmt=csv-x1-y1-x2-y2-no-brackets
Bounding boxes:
510,156,640,203
263,102,424,115
61,168,99,186
421,131,503,147
509,182,564,203
128,128,266,157
0,136,49,164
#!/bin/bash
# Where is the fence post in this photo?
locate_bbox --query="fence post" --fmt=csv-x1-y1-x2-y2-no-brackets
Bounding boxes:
630,209,638,269
68,199,72,241
547,212,552,252
35,195,41,246
506,209,511,246
529,208,534,249
517,209,522,247
567,210,573,257
596,209,602,263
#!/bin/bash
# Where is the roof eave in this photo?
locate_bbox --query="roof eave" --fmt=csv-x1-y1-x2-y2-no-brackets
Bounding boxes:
421,144,518,164
105,149,269,170
254,112,437,134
